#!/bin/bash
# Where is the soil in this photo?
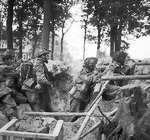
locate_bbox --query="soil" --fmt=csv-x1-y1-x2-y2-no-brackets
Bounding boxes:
1,57,150,140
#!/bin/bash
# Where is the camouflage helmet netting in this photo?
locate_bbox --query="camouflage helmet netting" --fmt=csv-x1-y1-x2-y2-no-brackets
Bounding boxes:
112,51,128,66
35,48,51,57
84,57,98,67
1,49,15,61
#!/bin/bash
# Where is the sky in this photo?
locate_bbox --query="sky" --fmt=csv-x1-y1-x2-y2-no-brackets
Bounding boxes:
65,4,150,61
128,36,150,60
65,4,98,60
65,20,150,61
65,21,97,60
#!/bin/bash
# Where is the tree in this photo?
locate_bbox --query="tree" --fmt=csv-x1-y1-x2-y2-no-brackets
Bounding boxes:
56,0,74,61
84,0,150,55
23,0,43,58
83,0,107,54
41,0,51,50
13,0,43,59
50,2,61,60
7,0,15,50
80,9,89,60
18,0,23,59
82,14,88,60
0,1,7,41
0,1,2,42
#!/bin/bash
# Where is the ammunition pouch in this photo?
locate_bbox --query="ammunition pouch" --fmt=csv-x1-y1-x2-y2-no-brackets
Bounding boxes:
0,85,12,98
14,92,28,104
5,77,15,87
3,71,20,79
23,78,36,88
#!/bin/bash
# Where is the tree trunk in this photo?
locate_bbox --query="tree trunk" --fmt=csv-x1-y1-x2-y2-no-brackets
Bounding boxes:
83,14,88,60
97,24,101,50
51,19,55,60
7,0,14,50
0,11,2,42
83,23,87,60
31,7,40,59
41,0,51,49
60,32,64,61
18,0,23,59
59,18,74,61
32,35,38,59
110,26,115,56
115,21,122,52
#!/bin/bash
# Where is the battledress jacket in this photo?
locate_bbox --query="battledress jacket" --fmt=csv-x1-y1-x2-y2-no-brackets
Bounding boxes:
34,58,52,111
72,67,96,103
101,61,135,100
104,61,135,86
0,62,20,118
0,62,19,98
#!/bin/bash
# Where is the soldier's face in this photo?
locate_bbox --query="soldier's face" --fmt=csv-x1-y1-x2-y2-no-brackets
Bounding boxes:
4,58,14,65
42,54,49,63
88,62,96,71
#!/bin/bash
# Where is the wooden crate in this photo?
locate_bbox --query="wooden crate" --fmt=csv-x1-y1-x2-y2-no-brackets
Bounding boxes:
0,119,64,140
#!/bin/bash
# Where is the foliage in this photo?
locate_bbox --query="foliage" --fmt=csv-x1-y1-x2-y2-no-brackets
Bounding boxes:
82,0,150,52
55,0,74,32
13,0,43,48
53,0,74,60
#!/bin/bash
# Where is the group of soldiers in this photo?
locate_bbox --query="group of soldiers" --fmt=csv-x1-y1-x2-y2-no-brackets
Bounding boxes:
0,48,53,120
69,51,136,121
0,48,135,122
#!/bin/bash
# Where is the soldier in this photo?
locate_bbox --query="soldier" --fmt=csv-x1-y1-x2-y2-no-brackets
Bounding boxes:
20,59,40,111
69,57,98,116
102,51,135,101
34,48,53,112
0,49,19,120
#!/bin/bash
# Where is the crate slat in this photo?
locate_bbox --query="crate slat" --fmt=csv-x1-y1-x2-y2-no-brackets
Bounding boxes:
0,119,64,140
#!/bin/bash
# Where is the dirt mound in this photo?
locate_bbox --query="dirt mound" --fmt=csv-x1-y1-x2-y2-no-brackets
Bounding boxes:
50,73,73,113
97,57,112,65
63,117,100,140
45,60,73,112
134,58,150,75
46,60,70,76
17,103,33,120
129,58,150,90
0,112,8,128
16,116,57,133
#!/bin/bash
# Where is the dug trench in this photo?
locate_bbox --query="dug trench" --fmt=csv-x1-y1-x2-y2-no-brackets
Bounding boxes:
1,58,150,140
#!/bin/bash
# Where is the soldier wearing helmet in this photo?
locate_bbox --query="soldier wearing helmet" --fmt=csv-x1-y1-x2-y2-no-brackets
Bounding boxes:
69,57,99,121
34,48,53,112
1,49,15,66
0,49,18,120
35,48,50,64
101,51,135,101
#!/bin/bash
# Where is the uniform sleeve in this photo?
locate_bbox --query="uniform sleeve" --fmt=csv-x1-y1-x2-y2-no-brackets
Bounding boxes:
35,64,52,86
104,63,116,76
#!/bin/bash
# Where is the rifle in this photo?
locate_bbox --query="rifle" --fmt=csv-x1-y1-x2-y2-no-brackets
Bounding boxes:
71,79,110,140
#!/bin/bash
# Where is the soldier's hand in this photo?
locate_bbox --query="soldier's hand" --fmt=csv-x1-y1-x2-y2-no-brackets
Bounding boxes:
93,73,102,83
35,84,42,89
50,83,54,89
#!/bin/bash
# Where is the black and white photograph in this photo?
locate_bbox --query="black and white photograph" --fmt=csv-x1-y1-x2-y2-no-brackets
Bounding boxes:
0,0,150,139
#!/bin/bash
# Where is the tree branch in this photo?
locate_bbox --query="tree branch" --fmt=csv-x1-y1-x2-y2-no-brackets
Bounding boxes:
64,18,74,34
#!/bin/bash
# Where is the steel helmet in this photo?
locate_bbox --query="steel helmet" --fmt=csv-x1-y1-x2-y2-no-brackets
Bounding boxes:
1,49,15,61
84,57,98,67
112,51,128,66
35,48,51,58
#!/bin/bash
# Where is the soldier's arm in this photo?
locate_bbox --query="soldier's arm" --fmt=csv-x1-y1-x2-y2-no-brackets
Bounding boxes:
35,64,52,87
104,62,119,76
